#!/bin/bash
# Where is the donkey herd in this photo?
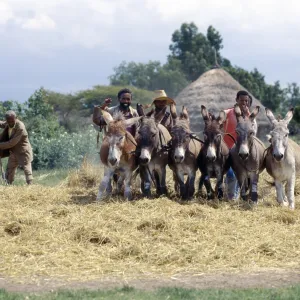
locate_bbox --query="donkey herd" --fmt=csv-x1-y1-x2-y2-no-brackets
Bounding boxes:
97,104,300,210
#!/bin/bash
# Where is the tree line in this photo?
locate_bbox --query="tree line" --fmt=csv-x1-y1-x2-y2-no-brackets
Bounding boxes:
109,23,300,124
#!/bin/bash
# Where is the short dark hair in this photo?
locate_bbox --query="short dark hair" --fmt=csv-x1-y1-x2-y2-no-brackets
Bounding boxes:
118,88,132,99
236,90,249,98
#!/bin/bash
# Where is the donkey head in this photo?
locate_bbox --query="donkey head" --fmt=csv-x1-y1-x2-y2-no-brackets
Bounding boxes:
201,105,226,162
102,110,140,167
265,107,294,161
234,104,260,160
136,117,160,165
170,106,190,163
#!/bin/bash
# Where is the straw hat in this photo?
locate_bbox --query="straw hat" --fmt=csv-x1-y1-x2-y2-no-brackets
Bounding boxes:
152,90,176,105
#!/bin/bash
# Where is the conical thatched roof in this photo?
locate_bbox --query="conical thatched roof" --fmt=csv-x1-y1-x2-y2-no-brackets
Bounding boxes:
175,68,270,141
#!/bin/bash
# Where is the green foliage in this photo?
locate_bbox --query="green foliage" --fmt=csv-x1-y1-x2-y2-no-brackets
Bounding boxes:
207,25,223,51
169,22,216,81
29,126,99,170
0,100,25,120
109,61,188,97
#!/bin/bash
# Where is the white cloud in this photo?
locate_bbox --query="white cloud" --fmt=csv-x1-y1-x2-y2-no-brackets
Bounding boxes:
21,14,56,30
0,1,13,24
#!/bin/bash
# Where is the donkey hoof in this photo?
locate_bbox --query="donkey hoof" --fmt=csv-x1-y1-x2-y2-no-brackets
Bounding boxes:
217,189,223,199
207,193,214,200
241,195,248,201
251,192,258,202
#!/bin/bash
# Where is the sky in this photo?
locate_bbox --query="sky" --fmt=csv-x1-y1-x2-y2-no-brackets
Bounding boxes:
1,0,300,102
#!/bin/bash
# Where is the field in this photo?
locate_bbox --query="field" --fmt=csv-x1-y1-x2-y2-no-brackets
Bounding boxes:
1,160,300,296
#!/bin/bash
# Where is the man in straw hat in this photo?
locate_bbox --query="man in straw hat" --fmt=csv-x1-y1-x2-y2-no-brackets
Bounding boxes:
222,90,257,200
148,90,176,131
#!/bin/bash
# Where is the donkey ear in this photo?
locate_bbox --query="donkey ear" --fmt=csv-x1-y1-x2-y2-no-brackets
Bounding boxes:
234,104,243,122
218,110,226,125
265,107,277,126
201,105,210,122
170,103,177,119
283,108,294,124
136,103,145,116
250,106,260,120
124,116,142,128
101,109,114,124
181,106,189,120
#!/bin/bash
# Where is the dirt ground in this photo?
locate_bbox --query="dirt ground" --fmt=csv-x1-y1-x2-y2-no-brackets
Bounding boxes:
1,269,300,293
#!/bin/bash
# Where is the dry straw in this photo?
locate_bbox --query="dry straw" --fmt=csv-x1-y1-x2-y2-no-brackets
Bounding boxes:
0,161,300,284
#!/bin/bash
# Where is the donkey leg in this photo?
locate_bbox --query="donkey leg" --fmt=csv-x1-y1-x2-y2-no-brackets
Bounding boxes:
124,171,133,201
97,169,113,201
203,174,213,200
187,171,196,199
215,168,224,199
176,170,186,199
116,174,125,195
286,172,295,210
250,172,259,203
141,167,152,198
156,167,168,196
274,180,287,206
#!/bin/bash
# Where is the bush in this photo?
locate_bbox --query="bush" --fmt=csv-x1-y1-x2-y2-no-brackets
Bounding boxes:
29,125,101,170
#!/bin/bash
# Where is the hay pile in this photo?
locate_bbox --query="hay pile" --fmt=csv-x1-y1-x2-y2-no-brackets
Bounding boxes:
0,163,300,283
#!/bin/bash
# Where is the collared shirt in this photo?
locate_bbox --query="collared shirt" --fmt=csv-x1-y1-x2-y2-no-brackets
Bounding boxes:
8,125,16,139
106,105,139,137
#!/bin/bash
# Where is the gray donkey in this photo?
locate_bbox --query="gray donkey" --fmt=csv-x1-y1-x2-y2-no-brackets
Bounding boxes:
265,108,300,209
168,105,202,199
230,104,266,203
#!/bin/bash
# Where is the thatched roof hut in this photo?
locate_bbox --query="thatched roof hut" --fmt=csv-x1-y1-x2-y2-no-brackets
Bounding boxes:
174,68,270,142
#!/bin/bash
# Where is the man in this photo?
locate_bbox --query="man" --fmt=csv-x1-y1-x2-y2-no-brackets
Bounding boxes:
0,110,33,184
93,88,139,136
148,90,175,132
222,90,257,200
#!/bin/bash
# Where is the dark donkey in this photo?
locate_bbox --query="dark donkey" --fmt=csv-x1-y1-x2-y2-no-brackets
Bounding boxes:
197,105,230,199
135,116,171,197
168,105,202,199
230,104,265,203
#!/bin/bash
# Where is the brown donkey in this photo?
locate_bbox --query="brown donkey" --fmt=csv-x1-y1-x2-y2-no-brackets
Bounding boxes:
230,105,265,203
97,110,141,201
168,105,202,199
197,105,230,199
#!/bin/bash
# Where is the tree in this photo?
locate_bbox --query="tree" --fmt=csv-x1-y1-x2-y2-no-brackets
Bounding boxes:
168,22,216,81
207,25,223,52
109,60,188,97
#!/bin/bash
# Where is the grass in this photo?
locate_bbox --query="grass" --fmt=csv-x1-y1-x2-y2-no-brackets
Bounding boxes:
0,161,300,286
1,285,300,299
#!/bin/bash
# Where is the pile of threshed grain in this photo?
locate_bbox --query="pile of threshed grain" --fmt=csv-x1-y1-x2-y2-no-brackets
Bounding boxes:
0,161,300,283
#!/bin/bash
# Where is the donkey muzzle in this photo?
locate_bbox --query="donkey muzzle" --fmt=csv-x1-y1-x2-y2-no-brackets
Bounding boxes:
139,157,150,165
238,152,249,160
108,158,118,166
273,153,284,161
174,155,184,163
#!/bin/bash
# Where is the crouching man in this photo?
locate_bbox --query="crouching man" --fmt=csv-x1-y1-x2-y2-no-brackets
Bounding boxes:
0,111,33,185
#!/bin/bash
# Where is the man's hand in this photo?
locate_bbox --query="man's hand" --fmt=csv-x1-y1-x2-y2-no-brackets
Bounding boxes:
100,98,112,109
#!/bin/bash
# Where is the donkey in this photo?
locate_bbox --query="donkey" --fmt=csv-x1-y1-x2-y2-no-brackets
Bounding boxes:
168,105,201,199
230,104,266,203
135,116,171,197
197,105,230,199
97,110,141,201
265,108,300,209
